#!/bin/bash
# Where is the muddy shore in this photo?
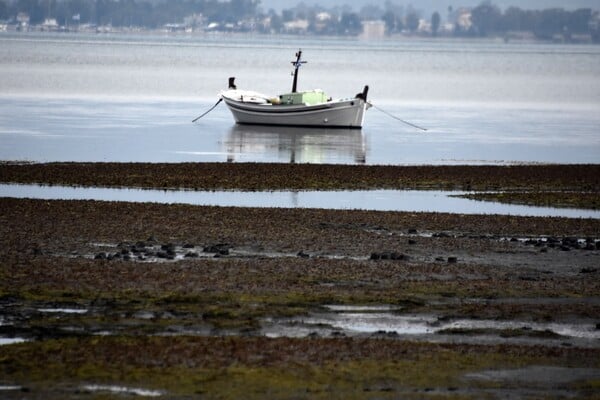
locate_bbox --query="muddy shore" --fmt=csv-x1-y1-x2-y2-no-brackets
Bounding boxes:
2,162,599,191
1,162,599,398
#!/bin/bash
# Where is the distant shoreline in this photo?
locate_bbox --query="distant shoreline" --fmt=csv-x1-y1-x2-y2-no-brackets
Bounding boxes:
1,28,598,46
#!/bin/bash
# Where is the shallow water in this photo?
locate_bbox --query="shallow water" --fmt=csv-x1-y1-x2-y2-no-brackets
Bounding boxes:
0,337,27,346
1,33,599,165
37,308,88,314
2,183,599,218
81,385,164,397
262,309,600,345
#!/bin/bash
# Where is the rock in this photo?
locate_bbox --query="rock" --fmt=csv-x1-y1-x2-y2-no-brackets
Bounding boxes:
408,239,417,245
156,251,168,259
560,245,571,251
408,228,418,234
583,244,595,251
519,276,538,281
580,268,597,274
147,236,157,242
596,241,600,250
370,252,381,260
297,251,310,258
372,330,398,338
94,252,107,260
435,257,445,262
203,243,231,254
392,252,409,261
161,243,175,251
540,248,548,253
136,241,146,248
183,243,195,249
447,256,458,264
184,252,199,258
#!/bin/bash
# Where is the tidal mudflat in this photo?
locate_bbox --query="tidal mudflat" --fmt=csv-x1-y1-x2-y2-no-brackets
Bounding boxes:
1,163,599,399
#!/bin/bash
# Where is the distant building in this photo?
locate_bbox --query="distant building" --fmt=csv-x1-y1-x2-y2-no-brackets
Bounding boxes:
361,20,385,39
42,18,59,31
284,19,309,34
16,12,30,31
16,12,30,24
456,8,472,31
312,12,332,34
418,19,431,34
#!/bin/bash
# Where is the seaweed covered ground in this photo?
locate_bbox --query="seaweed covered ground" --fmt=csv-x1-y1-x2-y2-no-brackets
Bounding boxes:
1,163,599,399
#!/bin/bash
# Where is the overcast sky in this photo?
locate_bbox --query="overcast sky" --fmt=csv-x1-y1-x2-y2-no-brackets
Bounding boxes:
260,0,600,14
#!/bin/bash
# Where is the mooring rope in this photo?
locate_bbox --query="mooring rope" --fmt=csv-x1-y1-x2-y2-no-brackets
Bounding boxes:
368,102,428,131
192,98,223,123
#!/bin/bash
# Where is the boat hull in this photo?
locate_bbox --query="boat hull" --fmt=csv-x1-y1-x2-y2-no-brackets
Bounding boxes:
222,97,368,129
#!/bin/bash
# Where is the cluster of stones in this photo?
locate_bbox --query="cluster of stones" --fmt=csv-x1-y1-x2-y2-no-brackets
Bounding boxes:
516,236,599,252
370,252,410,261
94,240,231,261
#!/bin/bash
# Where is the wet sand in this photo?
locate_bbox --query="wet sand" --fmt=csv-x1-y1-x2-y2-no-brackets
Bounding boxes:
1,162,599,398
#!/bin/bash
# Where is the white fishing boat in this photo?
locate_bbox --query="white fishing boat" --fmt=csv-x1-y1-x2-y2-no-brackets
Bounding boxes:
220,50,370,129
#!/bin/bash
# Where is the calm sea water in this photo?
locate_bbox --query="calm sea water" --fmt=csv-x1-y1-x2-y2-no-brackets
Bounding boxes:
1,32,599,164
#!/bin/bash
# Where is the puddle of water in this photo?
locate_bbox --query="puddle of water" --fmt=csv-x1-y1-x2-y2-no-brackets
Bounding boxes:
0,337,28,345
37,308,88,314
466,366,600,385
443,319,600,339
324,305,402,312
263,311,600,341
0,385,23,391
81,384,164,397
2,183,599,219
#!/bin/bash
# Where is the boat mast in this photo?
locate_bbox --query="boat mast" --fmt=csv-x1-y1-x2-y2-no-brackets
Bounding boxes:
291,50,306,93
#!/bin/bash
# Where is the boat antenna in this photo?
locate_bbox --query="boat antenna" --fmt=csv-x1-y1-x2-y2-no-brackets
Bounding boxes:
368,102,428,131
291,50,306,93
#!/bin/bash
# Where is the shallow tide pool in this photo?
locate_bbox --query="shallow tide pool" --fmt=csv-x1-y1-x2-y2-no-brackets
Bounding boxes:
1,183,599,218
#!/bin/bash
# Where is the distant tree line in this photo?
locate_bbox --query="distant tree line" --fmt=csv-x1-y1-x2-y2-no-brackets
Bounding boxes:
0,0,260,27
467,3,596,40
1,0,598,42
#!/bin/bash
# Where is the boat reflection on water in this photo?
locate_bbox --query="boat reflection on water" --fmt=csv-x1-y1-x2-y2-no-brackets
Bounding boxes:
225,125,367,164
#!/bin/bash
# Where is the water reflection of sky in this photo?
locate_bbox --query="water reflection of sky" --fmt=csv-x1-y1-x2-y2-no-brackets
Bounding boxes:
1,184,599,219
1,96,598,165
